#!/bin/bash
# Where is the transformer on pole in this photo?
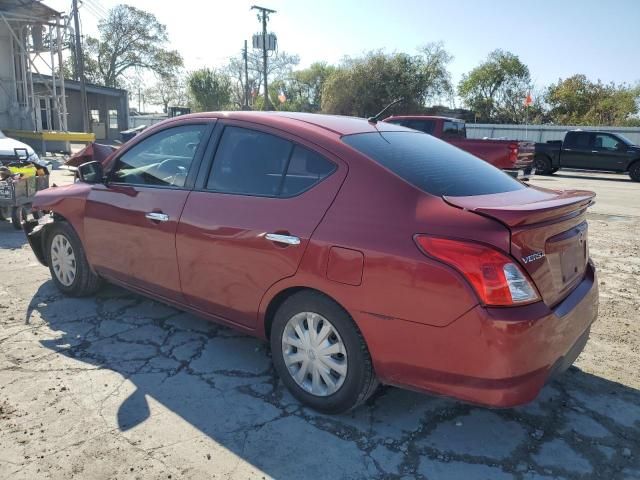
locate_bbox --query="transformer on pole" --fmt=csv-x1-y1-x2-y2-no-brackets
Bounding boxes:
250,5,276,111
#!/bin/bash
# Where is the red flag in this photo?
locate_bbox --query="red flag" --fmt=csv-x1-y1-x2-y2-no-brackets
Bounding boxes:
524,92,533,107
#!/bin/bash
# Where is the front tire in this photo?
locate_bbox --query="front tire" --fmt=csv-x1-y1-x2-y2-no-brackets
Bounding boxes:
46,222,101,296
271,291,378,414
629,162,640,182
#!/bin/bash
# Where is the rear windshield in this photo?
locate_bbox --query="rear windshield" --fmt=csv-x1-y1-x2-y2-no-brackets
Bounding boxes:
342,131,526,197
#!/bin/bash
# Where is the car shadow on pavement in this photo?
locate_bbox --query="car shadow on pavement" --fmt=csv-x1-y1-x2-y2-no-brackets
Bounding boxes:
0,221,27,248
28,281,640,479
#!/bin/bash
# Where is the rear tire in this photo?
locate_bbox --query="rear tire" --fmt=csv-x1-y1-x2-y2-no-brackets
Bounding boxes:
534,155,553,175
45,222,102,296
271,290,378,414
629,162,640,182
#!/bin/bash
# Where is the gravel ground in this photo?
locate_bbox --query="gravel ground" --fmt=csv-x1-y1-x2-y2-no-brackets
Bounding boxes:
0,168,638,480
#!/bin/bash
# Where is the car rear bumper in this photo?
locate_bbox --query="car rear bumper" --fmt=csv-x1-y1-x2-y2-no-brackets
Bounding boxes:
358,261,598,407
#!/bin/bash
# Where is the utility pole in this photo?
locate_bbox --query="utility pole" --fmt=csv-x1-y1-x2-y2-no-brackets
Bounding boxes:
243,40,249,109
72,0,89,132
251,5,275,111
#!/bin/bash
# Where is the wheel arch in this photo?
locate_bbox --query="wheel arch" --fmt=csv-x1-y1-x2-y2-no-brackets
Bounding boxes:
25,212,78,267
261,285,358,342
627,158,640,173
535,152,553,164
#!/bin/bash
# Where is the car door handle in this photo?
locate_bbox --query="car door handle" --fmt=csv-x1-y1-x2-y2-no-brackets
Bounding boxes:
265,233,300,245
591,150,599,153
145,212,169,222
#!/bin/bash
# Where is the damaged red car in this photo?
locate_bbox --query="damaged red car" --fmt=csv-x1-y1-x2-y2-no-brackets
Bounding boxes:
24,112,598,413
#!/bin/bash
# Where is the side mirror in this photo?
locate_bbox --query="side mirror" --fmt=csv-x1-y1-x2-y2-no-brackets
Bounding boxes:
14,147,29,161
77,161,104,184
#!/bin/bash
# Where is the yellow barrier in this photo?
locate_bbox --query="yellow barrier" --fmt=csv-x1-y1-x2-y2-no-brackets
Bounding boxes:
4,130,96,142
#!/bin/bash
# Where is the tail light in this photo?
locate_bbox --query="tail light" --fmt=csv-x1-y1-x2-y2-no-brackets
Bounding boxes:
508,143,519,163
415,236,540,306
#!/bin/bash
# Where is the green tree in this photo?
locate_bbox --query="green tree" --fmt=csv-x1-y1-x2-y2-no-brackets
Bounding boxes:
226,51,299,109
321,43,453,116
82,5,183,88
458,49,531,123
186,68,232,111
545,75,640,126
288,62,337,111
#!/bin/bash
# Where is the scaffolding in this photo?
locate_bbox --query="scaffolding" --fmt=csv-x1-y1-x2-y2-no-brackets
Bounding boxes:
0,0,68,132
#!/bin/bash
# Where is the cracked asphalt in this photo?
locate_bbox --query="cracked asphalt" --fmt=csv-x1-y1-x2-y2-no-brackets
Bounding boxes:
0,169,639,479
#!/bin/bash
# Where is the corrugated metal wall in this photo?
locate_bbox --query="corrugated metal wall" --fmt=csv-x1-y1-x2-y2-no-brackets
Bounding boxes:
129,115,167,128
466,124,640,144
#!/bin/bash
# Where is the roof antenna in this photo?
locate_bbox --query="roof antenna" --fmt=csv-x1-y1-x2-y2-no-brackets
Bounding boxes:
367,98,403,124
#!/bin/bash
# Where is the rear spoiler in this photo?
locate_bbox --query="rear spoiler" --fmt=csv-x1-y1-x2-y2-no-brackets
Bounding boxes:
443,188,595,227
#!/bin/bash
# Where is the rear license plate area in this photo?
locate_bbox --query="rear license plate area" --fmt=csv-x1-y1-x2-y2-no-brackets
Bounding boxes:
546,222,588,288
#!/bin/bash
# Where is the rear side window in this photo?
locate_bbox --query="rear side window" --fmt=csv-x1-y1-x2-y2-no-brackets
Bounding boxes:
442,121,466,139
207,126,335,197
388,119,436,135
405,120,436,135
282,146,336,197
342,131,525,197
564,132,590,148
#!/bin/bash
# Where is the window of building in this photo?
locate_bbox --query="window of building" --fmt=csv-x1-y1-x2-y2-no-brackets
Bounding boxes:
108,110,118,129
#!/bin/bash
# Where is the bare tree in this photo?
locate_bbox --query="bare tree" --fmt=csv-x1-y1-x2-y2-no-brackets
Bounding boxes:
83,5,183,88
144,74,188,113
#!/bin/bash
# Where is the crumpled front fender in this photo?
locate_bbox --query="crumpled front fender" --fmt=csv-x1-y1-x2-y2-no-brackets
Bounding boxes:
23,214,54,266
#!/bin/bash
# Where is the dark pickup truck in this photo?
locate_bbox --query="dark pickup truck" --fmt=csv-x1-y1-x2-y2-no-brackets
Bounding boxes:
383,116,535,179
535,130,640,181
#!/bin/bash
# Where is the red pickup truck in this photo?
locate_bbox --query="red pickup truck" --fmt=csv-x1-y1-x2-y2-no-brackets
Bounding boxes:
383,116,535,178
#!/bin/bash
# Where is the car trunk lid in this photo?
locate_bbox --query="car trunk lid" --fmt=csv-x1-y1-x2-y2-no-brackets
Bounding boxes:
443,186,595,306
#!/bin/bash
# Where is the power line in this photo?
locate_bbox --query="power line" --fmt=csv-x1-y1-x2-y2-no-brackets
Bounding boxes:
86,0,108,17
85,0,108,19
80,1,105,21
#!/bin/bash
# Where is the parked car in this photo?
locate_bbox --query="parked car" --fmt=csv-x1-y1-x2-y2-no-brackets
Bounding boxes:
24,112,598,413
383,115,535,179
0,130,49,170
534,130,640,181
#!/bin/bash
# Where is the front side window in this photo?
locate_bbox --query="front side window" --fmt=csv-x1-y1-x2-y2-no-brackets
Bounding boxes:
111,124,206,187
593,134,621,150
207,126,335,197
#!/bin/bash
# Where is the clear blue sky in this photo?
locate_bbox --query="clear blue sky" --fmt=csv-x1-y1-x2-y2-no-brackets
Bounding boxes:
45,0,640,92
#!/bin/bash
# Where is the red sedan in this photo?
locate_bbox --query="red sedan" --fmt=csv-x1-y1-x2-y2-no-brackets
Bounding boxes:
25,112,598,413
